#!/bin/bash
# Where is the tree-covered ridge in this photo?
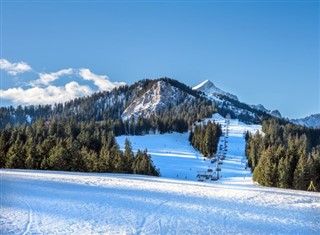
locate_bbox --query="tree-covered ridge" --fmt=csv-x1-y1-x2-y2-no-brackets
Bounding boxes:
0,78,219,176
189,120,222,158
0,118,159,176
0,78,214,132
245,118,320,191
215,94,274,124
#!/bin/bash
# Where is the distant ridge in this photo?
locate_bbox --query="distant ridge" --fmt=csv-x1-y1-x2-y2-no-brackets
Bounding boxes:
291,113,320,128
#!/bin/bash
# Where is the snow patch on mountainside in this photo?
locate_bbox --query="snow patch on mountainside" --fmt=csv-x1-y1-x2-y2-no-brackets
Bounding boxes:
292,113,320,128
122,80,195,120
251,104,269,113
193,80,238,101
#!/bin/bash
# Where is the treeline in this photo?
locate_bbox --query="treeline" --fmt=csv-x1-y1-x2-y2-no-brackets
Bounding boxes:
245,118,320,191
0,118,159,176
189,120,222,157
0,78,216,134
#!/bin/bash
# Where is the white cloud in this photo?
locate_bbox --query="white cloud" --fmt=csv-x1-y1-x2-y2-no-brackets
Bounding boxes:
30,68,73,86
0,58,127,106
0,58,32,76
78,68,126,91
0,82,93,106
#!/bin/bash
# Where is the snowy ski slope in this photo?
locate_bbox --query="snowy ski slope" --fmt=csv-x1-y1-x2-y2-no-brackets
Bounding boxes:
116,113,261,181
1,170,319,234
1,114,319,234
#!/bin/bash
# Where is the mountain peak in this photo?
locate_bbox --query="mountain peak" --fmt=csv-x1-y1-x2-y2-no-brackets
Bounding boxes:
192,79,212,90
122,80,195,120
193,80,238,101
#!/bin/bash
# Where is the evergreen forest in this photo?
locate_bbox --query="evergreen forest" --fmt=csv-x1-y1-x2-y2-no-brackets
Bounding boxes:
245,118,320,191
0,119,159,176
189,121,222,158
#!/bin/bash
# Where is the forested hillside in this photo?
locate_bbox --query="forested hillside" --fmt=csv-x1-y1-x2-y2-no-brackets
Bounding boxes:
0,78,217,175
215,94,274,124
0,78,216,134
246,118,320,191
0,119,159,176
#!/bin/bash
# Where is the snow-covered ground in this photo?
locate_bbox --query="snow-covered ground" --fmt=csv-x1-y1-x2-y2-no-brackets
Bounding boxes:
1,114,319,234
1,170,320,234
116,113,261,181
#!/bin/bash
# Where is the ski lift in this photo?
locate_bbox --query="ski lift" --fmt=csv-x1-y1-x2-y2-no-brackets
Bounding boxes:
211,159,217,164
211,176,218,181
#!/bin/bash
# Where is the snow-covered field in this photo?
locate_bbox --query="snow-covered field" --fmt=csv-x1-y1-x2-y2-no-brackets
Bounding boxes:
1,170,320,234
1,114,319,234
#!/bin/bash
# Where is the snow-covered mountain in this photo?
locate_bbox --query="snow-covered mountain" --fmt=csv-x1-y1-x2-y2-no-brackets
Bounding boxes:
192,80,282,121
291,113,320,128
251,104,269,113
122,80,195,120
270,110,282,118
193,80,238,101
251,104,282,118
2,77,317,128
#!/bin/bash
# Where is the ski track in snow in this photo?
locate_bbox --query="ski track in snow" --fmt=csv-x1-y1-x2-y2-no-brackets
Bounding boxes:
1,114,320,234
20,197,42,235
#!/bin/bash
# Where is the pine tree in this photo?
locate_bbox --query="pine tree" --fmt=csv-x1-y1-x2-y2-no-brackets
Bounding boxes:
69,140,86,172
253,148,277,187
0,132,8,168
6,139,25,169
278,156,291,188
99,144,112,172
124,138,135,173
293,148,310,190
25,138,39,169
203,122,214,157
48,141,69,171
113,149,124,173
133,150,143,174
82,147,98,172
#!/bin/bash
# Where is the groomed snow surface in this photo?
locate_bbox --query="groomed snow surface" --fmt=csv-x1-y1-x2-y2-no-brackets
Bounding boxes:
1,114,320,234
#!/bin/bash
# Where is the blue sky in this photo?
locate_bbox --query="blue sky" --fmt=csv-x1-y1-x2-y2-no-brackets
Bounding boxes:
0,0,319,118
